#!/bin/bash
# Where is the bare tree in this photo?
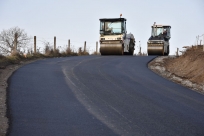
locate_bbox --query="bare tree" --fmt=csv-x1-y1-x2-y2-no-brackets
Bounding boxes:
0,26,30,55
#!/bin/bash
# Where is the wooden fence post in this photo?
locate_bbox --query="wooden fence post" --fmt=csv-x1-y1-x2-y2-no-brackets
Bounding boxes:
96,41,98,54
196,35,199,49
68,39,70,51
34,36,36,53
84,41,86,53
176,48,179,56
54,36,56,51
140,47,141,55
203,35,204,51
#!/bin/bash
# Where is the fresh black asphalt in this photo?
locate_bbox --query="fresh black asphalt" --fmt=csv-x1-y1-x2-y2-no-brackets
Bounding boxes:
7,56,204,136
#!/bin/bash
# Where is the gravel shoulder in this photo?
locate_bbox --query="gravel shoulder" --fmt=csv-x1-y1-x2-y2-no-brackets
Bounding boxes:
0,59,40,136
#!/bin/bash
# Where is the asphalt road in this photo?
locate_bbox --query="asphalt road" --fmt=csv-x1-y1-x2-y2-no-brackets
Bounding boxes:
8,56,204,136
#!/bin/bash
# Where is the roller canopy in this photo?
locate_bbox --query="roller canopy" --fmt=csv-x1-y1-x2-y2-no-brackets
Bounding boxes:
99,18,126,21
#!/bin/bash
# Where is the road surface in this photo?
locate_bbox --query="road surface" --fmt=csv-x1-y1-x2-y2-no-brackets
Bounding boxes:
8,56,204,136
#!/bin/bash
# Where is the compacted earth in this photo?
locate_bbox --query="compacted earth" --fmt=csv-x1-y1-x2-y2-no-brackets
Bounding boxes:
0,46,203,135
149,46,204,94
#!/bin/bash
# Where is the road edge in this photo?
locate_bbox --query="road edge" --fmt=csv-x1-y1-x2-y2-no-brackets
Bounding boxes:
0,59,42,136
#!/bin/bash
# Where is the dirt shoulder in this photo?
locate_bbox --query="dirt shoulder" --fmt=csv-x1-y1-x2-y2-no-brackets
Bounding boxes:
0,59,41,136
149,46,204,94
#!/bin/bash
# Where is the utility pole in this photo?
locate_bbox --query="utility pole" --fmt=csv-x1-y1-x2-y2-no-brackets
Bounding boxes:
34,36,36,53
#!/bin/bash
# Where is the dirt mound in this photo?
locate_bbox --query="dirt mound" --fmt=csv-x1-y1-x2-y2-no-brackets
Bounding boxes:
149,46,204,94
165,46,204,86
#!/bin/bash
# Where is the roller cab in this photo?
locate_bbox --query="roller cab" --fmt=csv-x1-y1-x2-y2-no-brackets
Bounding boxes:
99,18,135,55
147,23,171,56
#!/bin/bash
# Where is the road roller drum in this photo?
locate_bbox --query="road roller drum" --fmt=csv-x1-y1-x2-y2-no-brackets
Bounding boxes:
100,42,123,55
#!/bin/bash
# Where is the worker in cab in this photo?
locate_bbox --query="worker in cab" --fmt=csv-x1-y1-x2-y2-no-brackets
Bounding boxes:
163,29,167,36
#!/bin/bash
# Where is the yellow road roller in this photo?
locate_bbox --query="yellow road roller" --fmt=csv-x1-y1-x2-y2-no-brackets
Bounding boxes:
99,17,135,55
147,22,171,55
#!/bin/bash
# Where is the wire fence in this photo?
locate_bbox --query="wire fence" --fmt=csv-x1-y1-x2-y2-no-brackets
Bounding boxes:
1,34,203,56
28,36,99,54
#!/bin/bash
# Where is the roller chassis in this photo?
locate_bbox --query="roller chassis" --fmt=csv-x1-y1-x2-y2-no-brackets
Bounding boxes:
99,17,135,56
147,24,171,56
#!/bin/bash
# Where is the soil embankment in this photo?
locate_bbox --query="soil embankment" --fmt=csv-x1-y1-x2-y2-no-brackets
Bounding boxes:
149,46,204,94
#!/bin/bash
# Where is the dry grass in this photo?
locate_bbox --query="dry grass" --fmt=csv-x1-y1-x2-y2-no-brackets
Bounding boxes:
0,45,91,69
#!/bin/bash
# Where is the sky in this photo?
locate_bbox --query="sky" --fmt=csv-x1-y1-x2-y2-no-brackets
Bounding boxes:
0,0,204,54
